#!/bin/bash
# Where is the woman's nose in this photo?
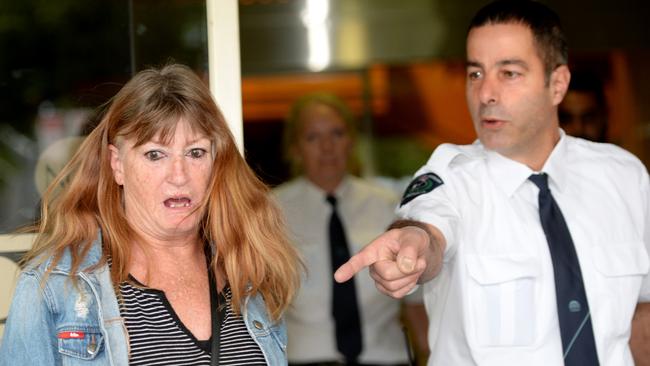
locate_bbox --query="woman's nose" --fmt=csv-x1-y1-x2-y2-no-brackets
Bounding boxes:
320,135,336,151
168,157,189,185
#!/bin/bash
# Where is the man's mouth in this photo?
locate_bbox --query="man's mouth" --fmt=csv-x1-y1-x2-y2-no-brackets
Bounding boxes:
481,118,505,127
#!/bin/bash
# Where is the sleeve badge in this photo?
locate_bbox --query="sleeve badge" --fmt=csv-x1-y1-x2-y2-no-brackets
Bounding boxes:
400,172,444,206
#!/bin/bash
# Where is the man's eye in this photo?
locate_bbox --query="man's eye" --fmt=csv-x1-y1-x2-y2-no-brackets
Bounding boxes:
502,70,521,79
188,148,207,159
468,71,482,80
145,150,164,161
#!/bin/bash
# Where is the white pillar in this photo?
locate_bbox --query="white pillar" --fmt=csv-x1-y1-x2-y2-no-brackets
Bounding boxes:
206,0,244,153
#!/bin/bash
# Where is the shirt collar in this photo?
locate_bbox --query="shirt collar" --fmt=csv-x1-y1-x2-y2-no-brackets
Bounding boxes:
486,149,533,197
301,175,351,202
485,129,568,197
540,129,569,193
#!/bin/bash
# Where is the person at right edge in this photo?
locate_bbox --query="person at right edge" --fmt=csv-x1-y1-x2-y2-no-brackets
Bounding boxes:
334,1,650,365
558,71,609,143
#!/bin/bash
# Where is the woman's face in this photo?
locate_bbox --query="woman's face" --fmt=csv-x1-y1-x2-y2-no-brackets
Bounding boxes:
293,102,352,191
109,118,213,243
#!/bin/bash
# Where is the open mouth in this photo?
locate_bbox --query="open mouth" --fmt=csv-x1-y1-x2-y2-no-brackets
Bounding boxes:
481,118,505,127
164,197,191,208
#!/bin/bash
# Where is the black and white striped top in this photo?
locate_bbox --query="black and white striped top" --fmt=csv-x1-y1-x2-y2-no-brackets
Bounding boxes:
118,278,266,365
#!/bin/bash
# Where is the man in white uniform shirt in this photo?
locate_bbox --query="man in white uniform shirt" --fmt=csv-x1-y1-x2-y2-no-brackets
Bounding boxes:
275,93,428,365
335,1,650,365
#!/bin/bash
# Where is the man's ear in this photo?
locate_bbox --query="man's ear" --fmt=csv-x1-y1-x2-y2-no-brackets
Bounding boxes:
109,144,124,186
550,65,571,106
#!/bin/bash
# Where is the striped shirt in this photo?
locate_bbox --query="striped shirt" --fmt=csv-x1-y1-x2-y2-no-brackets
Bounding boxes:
118,278,266,365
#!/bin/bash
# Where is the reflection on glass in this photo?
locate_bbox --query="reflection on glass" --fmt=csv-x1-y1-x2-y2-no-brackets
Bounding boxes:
0,0,208,233
301,0,330,72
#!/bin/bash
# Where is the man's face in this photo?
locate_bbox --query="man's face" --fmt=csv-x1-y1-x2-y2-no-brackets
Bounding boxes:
465,23,569,167
559,90,607,142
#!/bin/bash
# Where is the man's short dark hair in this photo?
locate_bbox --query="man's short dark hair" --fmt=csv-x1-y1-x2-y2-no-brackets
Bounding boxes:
468,0,568,81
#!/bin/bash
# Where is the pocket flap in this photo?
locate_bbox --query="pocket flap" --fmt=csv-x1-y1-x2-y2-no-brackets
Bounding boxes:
593,242,649,277
467,255,540,285
57,326,104,360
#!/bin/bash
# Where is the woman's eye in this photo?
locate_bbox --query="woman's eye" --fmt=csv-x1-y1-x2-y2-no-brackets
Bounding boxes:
188,148,207,159
304,134,317,143
332,129,347,138
145,150,164,161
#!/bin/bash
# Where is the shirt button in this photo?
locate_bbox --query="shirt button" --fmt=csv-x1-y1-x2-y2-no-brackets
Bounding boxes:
568,300,581,313
253,320,264,330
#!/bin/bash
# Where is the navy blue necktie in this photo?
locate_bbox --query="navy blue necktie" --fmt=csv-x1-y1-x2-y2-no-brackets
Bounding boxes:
326,195,362,363
529,173,599,365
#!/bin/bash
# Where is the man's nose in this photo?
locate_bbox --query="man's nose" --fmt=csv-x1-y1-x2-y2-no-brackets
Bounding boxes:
478,75,498,105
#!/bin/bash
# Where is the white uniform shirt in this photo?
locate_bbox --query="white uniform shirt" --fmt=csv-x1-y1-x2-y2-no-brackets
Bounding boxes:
398,133,650,366
274,176,415,364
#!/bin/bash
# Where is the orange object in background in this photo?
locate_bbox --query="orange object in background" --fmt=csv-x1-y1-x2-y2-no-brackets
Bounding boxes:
241,54,648,173
242,65,389,122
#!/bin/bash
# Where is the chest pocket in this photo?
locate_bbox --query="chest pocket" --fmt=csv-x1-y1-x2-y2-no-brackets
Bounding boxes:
592,242,649,334
466,255,540,347
57,326,104,364
593,242,649,278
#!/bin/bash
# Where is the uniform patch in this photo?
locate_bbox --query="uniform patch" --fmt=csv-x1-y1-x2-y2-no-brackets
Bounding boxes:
400,173,444,206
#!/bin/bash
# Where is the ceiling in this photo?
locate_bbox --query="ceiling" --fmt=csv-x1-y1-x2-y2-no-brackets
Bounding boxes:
238,0,649,74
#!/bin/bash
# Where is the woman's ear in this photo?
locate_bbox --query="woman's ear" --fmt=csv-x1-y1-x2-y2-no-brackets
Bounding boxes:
550,65,571,106
109,144,124,186
289,144,302,164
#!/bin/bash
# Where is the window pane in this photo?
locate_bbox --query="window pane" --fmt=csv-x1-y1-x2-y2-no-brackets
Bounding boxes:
0,0,208,233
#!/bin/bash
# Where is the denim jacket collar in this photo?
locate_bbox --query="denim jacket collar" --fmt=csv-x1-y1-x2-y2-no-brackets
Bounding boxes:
40,231,104,275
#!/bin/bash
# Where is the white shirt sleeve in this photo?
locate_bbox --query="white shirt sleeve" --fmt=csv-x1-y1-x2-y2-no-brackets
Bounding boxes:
396,144,464,261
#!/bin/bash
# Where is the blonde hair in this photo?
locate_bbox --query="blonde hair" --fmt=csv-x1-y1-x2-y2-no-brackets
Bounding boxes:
23,64,301,320
283,92,360,177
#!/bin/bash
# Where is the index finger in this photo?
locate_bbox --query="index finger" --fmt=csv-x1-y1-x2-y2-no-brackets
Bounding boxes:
334,245,379,283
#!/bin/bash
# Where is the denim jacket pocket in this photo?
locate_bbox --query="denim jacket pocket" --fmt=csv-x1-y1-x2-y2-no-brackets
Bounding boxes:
57,326,104,360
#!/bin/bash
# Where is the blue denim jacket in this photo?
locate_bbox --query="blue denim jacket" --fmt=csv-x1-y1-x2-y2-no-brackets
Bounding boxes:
0,235,288,365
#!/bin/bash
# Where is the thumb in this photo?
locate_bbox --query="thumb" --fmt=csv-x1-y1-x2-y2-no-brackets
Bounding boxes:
396,243,420,274
395,225,430,274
